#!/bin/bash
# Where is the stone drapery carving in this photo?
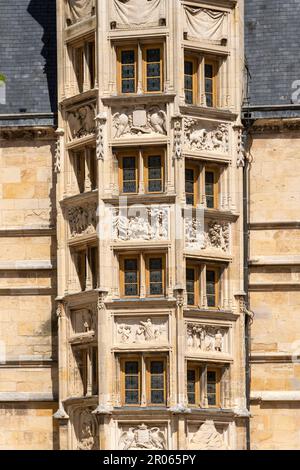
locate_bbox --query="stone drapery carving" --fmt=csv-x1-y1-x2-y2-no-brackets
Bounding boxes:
184,7,228,42
95,113,107,160
189,421,229,450
112,106,167,139
112,0,165,29
184,118,229,154
113,207,168,241
68,203,97,238
187,324,225,353
116,317,167,344
119,424,166,450
67,103,96,141
77,409,98,450
66,0,95,26
173,118,183,160
185,219,230,252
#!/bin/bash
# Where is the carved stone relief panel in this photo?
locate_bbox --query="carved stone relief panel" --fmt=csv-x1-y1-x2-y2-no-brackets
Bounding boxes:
67,202,97,238
65,0,96,26
118,423,167,450
72,408,98,450
111,0,166,29
67,102,96,142
184,118,229,154
112,206,169,241
71,308,97,335
115,316,169,345
184,6,228,43
186,323,229,355
112,105,167,139
188,420,230,450
185,219,230,253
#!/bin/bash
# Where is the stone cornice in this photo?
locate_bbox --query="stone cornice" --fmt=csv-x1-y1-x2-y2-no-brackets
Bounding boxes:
251,117,300,133
0,126,55,140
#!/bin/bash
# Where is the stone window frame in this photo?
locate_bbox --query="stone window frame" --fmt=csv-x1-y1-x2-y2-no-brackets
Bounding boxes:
69,145,97,195
67,34,96,97
72,244,99,292
186,361,225,409
185,159,221,209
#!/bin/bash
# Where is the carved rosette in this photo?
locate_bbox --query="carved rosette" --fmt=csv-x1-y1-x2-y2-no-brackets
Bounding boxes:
119,423,167,450
185,219,230,252
67,102,96,142
184,118,229,154
112,206,169,241
67,202,97,239
112,105,167,139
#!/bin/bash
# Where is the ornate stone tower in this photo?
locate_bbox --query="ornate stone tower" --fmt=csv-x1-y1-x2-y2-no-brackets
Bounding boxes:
55,0,247,450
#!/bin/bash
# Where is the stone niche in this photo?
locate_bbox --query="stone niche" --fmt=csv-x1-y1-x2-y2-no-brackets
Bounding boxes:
186,322,230,356
187,420,230,450
112,206,169,242
71,307,97,335
65,0,96,26
67,102,96,142
111,0,166,30
185,218,230,253
71,407,99,450
118,422,168,450
112,105,167,140
184,117,230,155
114,316,169,346
67,202,97,239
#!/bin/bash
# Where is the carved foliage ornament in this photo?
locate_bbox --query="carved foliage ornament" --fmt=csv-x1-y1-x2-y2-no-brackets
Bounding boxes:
185,219,230,252
95,113,107,160
66,0,95,26
67,103,96,141
113,207,168,241
68,203,97,238
189,421,228,450
119,423,166,450
173,119,183,160
112,106,167,139
184,118,229,154
187,324,225,353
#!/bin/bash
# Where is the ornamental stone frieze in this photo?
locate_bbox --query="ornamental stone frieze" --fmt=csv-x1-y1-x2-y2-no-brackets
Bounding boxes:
112,206,169,242
112,105,167,139
184,118,229,154
119,423,167,450
67,202,97,239
114,316,169,346
186,323,230,355
185,218,230,253
67,102,96,142
188,421,229,450
65,0,96,26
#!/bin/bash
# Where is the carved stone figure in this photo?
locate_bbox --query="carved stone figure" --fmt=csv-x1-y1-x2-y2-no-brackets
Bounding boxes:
187,324,225,353
185,218,230,252
68,203,97,238
116,317,167,344
119,424,166,450
189,421,228,450
237,128,247,167
112,106,167,138
67,104,96,141
66,0,95,26
118,324,132,343
184,118,229,154
77,410,97,450
113,207,168,241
